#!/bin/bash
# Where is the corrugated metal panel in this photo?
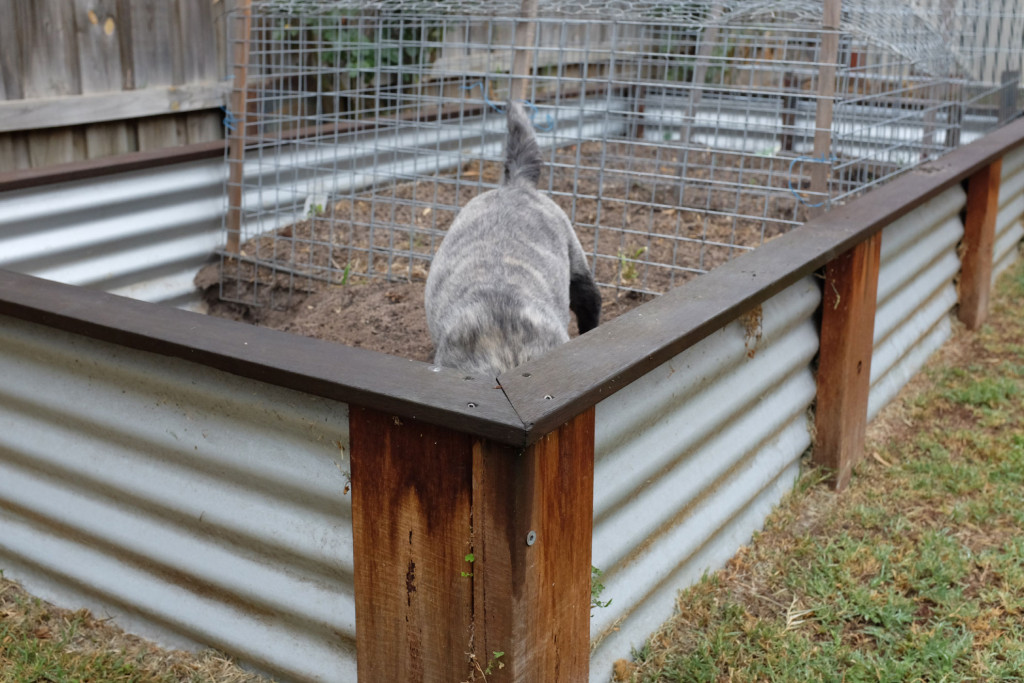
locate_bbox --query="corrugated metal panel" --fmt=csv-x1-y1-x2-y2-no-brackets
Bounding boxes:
869,185,966,420
0,314,355,683
0,159,225,309
0,108,622,311
994,144,1024,281
588,277,820,681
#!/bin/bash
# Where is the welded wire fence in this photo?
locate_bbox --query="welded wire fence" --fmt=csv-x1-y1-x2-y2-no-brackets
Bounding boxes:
220,0,1023,307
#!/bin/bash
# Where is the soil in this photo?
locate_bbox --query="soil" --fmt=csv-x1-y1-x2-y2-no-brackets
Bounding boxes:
197,140,808,362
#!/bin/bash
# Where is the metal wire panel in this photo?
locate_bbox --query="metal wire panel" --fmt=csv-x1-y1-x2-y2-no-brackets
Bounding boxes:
0,159,224,309
223,1,1017,308
994,144,1024,282
0,314,355,683
868,184,966,420
588,276,820,681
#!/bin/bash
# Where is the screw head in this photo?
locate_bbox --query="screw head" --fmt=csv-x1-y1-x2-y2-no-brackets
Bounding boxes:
526,530,537,546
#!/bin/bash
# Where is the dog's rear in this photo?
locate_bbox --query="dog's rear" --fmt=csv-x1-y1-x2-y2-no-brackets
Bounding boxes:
424,102,601,378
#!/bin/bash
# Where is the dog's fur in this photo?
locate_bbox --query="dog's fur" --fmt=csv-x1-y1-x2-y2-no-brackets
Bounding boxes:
424,101,601,377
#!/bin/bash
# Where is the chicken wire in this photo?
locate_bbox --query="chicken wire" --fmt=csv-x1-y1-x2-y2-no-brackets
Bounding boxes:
219,0,1023,307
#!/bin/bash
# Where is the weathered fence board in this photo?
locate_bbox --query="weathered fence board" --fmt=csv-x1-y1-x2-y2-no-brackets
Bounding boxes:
0,0,228,170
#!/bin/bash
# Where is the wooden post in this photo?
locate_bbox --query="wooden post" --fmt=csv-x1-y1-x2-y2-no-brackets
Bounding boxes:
958,158,1003,330
813,231,882,492
350,406,595,682
225,0,252,254
509,0,539,103
808,0,842,219
473,407,595,682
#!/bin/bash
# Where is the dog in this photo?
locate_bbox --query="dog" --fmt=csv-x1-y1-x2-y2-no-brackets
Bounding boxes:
424,101,601,378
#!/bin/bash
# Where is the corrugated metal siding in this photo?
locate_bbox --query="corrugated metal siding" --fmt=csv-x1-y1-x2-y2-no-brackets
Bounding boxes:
994,144,1024,281
868,185,966,421
0,314,355,683
0,159,225,309
588,277,821,681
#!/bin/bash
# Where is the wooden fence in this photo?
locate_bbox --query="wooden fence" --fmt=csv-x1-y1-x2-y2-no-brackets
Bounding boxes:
0,0,230,172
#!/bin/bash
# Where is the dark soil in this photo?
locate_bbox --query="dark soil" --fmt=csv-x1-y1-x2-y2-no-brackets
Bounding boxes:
197,140,807,362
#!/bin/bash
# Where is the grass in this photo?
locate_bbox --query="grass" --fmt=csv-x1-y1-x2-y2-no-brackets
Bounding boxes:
621,256,1024,682
0,573,273,682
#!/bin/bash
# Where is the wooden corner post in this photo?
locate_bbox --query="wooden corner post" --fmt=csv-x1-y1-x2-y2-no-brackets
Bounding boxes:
958,158,1003,330
350,406,595,682
813,232,882,492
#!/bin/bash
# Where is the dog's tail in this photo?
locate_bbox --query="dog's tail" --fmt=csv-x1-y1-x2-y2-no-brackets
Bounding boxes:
503,101,542,187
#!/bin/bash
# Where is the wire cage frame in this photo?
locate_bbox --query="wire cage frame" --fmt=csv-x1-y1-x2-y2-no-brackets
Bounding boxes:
219,0,1023,308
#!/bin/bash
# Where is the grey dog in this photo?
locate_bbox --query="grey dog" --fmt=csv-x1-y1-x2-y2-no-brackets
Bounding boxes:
424,101,601,378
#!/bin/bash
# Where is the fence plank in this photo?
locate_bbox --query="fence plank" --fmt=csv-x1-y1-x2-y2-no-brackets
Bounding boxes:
0,84,230,134
958,158,1003,330
350,407,475,682
813,230,882,491
73,0,131,157
0,135,31,173
20,0,81,166
474,408,595,682
131,0,182,150
17,0,80,98
177,0,219,83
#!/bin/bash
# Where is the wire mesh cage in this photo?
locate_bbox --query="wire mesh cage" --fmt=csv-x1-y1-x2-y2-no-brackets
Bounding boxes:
219,0,1023,307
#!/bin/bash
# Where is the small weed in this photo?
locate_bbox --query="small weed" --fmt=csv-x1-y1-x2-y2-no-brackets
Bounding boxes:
461,552,475,578
591,565,612,613
618,246,648,285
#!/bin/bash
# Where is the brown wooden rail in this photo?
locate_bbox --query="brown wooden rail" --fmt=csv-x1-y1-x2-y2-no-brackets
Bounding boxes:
0,115,1022,681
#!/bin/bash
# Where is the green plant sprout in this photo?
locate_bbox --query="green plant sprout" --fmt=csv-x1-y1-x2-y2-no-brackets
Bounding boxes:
591,565,612,613
618,246,648,284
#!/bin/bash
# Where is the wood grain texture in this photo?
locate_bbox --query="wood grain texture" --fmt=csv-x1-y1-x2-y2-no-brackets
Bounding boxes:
813,230,882,491
350,407,476,683
18,0,80,98
959,158,1003,330
473,408,595,681
74,0,131,157
0,83,230,133
349,407,593,682
226,0,252,254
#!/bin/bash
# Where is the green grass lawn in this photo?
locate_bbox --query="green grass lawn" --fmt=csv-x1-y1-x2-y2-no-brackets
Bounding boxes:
625,257,1024,682
0,573,272,682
